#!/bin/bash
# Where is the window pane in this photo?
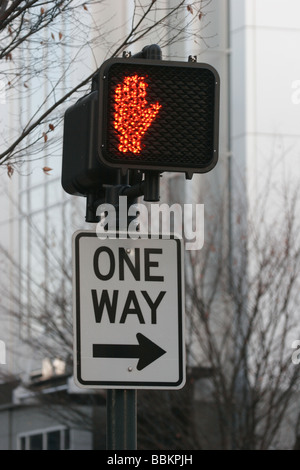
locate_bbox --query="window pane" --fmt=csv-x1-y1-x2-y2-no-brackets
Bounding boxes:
64,429,70,450
47,430,61,450
20,436,26,450
30,433,43,450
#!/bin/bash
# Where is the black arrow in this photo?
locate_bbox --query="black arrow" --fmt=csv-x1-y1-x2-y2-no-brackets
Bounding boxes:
93,333,166,371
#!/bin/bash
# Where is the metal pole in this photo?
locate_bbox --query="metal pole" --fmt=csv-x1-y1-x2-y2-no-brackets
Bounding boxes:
124,390,137,449
105,183,138,450
106,390,137,450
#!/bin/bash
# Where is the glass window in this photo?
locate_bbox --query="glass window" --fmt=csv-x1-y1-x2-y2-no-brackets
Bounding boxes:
29,433,43,450
18,427,69,450
64,428,70,450
47,430,61,450
20,436,26,450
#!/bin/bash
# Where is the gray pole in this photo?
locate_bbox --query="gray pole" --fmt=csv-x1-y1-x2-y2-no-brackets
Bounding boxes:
107,390,137,449
105,184,138,450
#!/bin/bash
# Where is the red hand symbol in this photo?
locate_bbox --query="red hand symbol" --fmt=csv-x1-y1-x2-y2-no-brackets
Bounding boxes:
114,74,161,154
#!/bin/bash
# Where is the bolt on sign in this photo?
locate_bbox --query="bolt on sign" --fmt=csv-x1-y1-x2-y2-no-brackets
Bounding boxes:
72,231,185,390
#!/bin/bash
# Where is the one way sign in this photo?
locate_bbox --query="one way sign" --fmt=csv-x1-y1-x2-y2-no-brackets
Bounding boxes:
72,231,185,389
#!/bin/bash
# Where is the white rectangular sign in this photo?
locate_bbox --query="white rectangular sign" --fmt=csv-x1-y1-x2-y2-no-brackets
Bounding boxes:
73,231,185,389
